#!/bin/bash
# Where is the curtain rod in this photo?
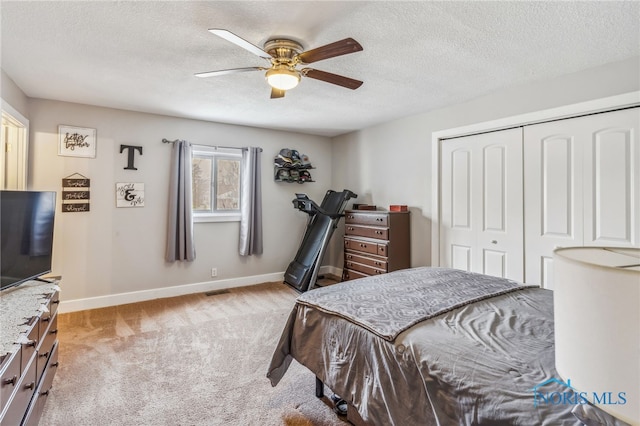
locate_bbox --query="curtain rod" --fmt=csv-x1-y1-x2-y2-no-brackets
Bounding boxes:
161,138,262,152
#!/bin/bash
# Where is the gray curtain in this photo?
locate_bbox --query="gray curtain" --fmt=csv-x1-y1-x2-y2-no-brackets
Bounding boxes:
239,147,263,256
165,140,195,262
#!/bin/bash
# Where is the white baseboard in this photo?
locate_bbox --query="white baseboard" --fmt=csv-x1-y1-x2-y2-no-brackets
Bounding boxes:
59,265,341,313
59,271,284,313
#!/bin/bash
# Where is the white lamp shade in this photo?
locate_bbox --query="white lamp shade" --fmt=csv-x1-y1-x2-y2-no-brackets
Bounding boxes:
554,247,640,425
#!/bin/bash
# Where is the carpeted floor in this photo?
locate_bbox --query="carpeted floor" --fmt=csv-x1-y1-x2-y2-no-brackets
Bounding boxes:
40,281,349,425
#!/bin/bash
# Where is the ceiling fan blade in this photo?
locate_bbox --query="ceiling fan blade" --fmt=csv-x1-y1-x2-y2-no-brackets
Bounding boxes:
194,67,266,78
302,68,363,90
297,38,363,64
270,88,285,99
209,29,272,59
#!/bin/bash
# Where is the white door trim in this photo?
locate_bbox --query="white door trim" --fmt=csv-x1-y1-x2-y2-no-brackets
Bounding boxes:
431,91,640,268
1,98,30,190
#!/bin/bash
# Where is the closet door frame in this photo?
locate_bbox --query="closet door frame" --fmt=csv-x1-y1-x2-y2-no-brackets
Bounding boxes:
431,91,640,269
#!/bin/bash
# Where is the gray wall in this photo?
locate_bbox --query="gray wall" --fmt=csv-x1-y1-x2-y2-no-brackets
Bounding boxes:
26,99,333,303
329,57,640,269
1,69,30,118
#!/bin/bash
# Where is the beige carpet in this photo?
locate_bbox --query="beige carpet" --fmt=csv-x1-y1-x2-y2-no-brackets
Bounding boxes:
40,282,348,426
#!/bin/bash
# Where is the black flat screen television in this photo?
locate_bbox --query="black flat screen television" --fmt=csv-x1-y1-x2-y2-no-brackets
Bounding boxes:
1,190,56,291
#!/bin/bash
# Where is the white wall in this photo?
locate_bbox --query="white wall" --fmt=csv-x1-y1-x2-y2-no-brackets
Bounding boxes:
329,57,640,269
27,99,333,308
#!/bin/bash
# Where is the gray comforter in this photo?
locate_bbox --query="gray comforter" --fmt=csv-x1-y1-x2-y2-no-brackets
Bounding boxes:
267,267,616,425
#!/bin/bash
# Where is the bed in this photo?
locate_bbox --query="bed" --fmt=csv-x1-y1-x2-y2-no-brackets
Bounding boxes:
267,267,625,426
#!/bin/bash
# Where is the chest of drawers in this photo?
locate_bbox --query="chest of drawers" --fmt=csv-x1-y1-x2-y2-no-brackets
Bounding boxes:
342,210,410,281
0,281,60,426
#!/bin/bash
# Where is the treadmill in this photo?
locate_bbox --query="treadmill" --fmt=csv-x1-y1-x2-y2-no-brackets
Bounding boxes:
284,189,357,292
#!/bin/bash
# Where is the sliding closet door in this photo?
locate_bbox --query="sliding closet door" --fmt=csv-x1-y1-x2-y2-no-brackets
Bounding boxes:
440,128,523,280
524,107,640,288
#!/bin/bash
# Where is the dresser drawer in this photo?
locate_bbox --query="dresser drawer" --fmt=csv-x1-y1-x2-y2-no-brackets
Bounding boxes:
345,224,389,240
0,354,37,426
344,260,385,276
344,237,379,255
46,291,60,319
342,269,369,281
36,314,57,383
21,322,39,374
23,343,58,426
0,350,21,414
345,251,387,271
345,212,388,226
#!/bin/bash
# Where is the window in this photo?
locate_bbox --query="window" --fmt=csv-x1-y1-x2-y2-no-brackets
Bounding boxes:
192,146,242,222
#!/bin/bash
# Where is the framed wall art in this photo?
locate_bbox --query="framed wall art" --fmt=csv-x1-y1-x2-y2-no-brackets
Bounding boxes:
116,182,145,207
58,125,97,158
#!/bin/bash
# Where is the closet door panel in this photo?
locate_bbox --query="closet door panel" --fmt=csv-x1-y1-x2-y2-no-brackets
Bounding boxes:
441,143,474,273
440,128,523,280
524,107,640,288
478,132,523,280
542,137,576,237
583,108,640,247
524,128,583,288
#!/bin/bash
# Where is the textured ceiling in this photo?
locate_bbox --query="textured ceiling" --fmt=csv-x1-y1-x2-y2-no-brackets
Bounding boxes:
1,1,639,137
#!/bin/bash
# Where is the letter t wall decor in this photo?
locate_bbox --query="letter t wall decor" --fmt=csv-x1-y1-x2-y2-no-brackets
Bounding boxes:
120,145,143,170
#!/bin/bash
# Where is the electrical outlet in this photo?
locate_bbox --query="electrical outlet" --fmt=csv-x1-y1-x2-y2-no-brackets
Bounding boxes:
211,268,218,277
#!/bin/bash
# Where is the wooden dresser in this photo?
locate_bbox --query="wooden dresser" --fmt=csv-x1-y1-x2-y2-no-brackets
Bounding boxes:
342,210,410,281
0,281,60,426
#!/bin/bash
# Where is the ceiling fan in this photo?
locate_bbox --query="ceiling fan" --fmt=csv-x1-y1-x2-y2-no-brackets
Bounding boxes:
195,29,363,99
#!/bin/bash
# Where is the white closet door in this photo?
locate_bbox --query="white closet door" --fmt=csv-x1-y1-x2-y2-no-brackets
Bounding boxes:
441,128,523,280
523,122,584,288
582,108,640,247
524,107,640,288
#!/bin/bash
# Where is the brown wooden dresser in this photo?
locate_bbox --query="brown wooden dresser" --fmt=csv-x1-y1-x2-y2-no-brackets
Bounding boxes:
342,210,410,281
0,281,60,426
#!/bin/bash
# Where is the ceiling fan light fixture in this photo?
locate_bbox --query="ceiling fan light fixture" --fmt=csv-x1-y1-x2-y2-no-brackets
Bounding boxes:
265,66,300,91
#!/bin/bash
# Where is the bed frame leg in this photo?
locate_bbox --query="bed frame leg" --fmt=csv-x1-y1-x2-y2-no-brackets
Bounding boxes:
315,376,324,398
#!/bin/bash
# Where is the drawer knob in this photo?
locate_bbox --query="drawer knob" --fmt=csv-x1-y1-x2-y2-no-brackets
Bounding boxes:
3,375,17,386
491,240,498,244
52,300,60,305
51,362,60,368
348,227,354,231
375,231,382,235
41,390,50,397
376,218,383,221
39,351,50,358
360,243,366,248
50,329,58,335
42,316,51,323
25,381,35,390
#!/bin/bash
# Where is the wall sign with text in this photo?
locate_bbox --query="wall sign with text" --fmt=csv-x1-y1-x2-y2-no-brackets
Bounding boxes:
62,173,90,212
58,125,97,158
116,183,145,207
